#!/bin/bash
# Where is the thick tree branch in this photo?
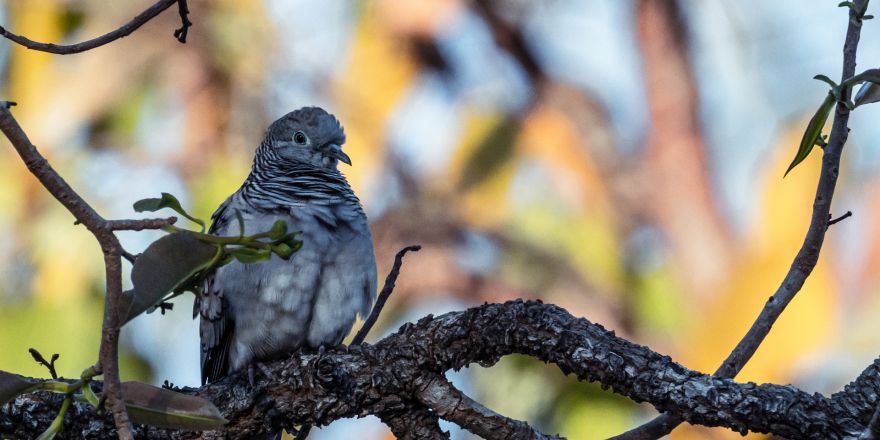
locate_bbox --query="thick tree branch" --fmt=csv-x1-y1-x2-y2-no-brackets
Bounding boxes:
0,0,183,54
2,301,875,439
615,2,866,438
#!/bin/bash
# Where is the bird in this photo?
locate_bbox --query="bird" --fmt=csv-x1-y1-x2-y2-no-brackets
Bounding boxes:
196,106,377,386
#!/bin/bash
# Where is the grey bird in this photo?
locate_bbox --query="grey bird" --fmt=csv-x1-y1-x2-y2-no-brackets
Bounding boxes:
197,107,376,385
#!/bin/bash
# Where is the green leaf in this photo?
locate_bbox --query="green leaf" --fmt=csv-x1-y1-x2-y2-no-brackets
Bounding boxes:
121,381,227,430
228,247,272,264
855,81,880,107
0,370,38,404
133,193,206,232
839,1,857,8
121,232,221,324
785,93,836,177
814,74,838,88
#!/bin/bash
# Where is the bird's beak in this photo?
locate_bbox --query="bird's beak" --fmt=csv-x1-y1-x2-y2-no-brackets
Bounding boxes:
325,143,352,165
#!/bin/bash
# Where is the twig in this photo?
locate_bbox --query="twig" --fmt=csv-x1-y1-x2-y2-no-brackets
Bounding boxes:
295,244,421,440
28,348,59,380
614,3,866,439
173,0,193,43
0,0,178,55
121,249,138,264
828,210,853,228
352,245,421,345
106,217,177,231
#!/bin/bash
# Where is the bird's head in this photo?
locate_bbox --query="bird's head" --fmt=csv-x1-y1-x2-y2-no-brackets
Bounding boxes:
262,107,350,170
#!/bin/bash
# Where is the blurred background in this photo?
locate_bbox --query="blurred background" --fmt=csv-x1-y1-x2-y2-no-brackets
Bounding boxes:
1,0,880,438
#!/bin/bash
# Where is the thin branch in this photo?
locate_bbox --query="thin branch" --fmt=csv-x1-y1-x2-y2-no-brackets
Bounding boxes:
121,250,138,264
828,210,853,228
28,348,59,380
99,250,132,440
172,0,193,43
0,0,178,55
415,375,562,440
106,217,177,231
352,244,421,345
0,103,134,439
614,4,866,439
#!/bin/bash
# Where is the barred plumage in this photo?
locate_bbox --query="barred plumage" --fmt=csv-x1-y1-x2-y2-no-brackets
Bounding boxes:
197,107,376,385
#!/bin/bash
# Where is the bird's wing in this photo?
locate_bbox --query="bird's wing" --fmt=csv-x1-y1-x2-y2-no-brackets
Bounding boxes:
198,196,236,384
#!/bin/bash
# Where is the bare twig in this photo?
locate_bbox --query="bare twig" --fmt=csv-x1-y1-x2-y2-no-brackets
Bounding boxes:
106,217,177,231
173,0,192,43
614,3,866,439
352,244,421,345
828,210,853,228
121,249,138,264
296,244,422,440
28,348,59,380
0,0,178,55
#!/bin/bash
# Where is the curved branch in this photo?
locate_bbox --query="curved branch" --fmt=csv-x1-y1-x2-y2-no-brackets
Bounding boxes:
0,0,179,55
1,301,874,439
414,375,561,440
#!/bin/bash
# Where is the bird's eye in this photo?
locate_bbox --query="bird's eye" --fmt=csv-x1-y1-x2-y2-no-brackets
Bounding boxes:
293,131,307,144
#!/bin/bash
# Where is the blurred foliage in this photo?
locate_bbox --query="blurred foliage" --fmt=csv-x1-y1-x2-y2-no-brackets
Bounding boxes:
0,1,878,439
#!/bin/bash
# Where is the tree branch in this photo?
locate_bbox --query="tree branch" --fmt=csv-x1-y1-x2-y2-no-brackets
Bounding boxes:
0,103,186,439
352,245,421,345
2,301,875,439
414,374,562,440
614,2,866,438
0,0,181,55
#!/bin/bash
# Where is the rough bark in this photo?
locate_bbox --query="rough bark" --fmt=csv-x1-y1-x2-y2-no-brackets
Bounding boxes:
1,300,875,439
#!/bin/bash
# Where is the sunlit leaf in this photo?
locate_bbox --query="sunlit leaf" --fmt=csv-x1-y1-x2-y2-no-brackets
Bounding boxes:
0,371,38,404
121,232,220,324
133,193,205,232
785,93,836,177
120,381,227,430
